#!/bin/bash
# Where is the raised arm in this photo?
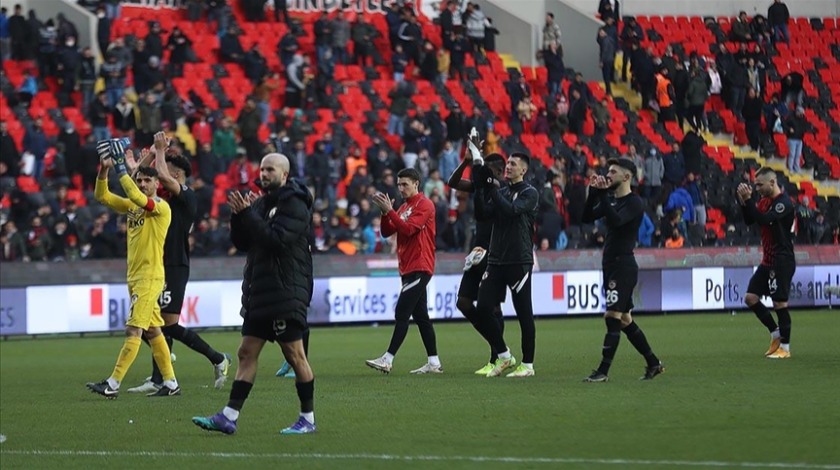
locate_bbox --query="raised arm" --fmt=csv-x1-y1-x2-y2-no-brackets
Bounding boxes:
581,186,606,223
94,162,134,214
447,158,474,193
153,131,182,196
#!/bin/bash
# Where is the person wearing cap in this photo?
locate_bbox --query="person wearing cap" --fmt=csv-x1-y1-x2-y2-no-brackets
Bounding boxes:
582,157,664,382
473,151,540,378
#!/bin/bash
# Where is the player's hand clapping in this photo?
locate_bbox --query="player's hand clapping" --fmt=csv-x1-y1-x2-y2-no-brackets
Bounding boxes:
227,191,252,214
371,192,394,213
736,183,752,204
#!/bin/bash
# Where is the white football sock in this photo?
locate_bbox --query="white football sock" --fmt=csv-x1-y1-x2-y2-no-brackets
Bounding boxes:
301,412,315,425
222,406,239,421
383,352,394,364
107,377,120,390
771,329,781,339
780,343,790,352
163,378,179,389
428,355,441,367
498,349,511,359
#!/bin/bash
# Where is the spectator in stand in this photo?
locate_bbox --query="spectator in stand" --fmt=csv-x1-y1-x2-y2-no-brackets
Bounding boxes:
211,117,237,164
196,141,223,184
191,112,214,147
448,28,468,81
398,12,423,65
568,88,588,135
419,40,438,82
785,106,806,173
764,93,788,135
144,21,163,59
620,17,643,82
55,34,80,107
767,0,790,44
655,67,676,123
437,209,466,252
1,221,28,261
465,3,485,54
516,95,537,133
642,148,665,203
681,129,706,176
638,211,655,248
781,71,804,107
89,91,111,142
742,87,764,152
730,57,750,120
663,142,686,200
541,41,564,99
0,7,8,61
387,81,411,137
597,27,617,96
665,227,684,248
437,141,459,182
285,54,306,108
543,12,561,50
95,6,110,59
685,68,708,132
532,108,550,135
16,68,37,107
567,142,588,180
167,26,192,78
672,60,689,128
219,25,245,63
112,95,136,138
592,97,611,137
236,97,262,161
100,53,126,107
750,14,772,46
8,4,27,60
314,11,332,63
685,172,707,227
277,29,299,68
598,0,620,22
423,168,445,198
254,73,280,124
439,1,457,48
630,42,654,107
0,121,20,178
226,147,258,192
136,93,161,149
392,44,408,82
484,17,499,52
332,11,350,65
351,14,377,67
444,103,468,153
731,11,753,42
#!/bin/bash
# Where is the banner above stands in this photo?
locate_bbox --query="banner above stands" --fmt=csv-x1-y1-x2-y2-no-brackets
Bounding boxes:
287,0,421,14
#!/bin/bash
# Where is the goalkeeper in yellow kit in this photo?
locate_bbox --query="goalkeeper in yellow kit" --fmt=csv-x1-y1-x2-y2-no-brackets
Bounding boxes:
86,139,180,398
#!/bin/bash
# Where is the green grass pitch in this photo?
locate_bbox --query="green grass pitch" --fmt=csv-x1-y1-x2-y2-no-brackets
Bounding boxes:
1,310,839,469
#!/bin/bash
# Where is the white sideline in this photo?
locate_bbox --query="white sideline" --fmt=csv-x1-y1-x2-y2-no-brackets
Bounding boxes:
1,450,839,469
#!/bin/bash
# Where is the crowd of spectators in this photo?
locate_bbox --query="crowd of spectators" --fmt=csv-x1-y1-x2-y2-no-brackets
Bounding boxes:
0,0,837,263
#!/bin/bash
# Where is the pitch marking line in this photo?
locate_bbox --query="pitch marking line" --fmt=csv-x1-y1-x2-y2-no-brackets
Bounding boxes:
1,450,839,468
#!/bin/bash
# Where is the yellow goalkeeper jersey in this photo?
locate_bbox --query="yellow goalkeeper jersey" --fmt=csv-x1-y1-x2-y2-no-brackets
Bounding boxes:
95,174,171,282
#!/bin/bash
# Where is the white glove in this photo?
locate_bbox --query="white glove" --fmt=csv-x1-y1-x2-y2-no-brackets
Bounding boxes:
467,128,483,166
96,140,112,161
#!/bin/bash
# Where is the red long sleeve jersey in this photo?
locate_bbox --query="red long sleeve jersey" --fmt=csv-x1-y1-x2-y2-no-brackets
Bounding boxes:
381,193,436,276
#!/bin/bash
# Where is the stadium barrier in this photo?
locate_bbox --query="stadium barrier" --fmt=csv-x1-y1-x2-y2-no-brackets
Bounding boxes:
1,264,838,336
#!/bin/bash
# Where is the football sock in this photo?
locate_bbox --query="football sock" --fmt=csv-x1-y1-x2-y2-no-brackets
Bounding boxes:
498,349,511,360
749,301,778,332
522,363,533,369
780,343,790,352
597,317,622,375
301,412,315,425
383,352,394,364
428,355,441,367
149,335,173,385
169,324,226,365
226,380,253,416
149,334,176,382
111,336,142,384
622,321,660,367
776,308,791,344
295,379,315,413
771,329,781,339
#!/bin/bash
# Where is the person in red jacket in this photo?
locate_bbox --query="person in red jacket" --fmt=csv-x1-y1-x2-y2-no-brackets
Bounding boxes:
366,168,441,375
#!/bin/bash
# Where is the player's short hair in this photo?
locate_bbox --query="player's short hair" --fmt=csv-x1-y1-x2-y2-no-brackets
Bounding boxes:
509,152,530,167
485,153,505,165
755,167,776,179
397,168,421,183
166,153,192,178
137,166,159,178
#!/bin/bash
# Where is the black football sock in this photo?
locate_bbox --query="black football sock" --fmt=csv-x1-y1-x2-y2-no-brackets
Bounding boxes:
749,301,779,332
163,323,225,365
776,308,791,344
227,380,253,411
597,317,623,375
622,321,660,367
295,379,315,413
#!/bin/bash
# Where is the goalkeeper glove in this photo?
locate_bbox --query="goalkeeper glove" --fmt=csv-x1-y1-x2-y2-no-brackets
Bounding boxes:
109,138,128,176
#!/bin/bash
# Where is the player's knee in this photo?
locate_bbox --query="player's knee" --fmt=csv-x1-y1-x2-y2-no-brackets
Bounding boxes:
125,326,143,338
237,344,257,365
773,301,788,310
744,293,759,306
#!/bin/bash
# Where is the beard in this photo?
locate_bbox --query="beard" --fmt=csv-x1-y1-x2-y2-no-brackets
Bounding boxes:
261,179,280,191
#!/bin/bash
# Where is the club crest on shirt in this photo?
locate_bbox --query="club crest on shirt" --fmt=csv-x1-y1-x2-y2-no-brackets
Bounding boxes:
608,280,616,289
400,207,413,221
130,293,138,305
769,270,776,279
775,203,785,213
